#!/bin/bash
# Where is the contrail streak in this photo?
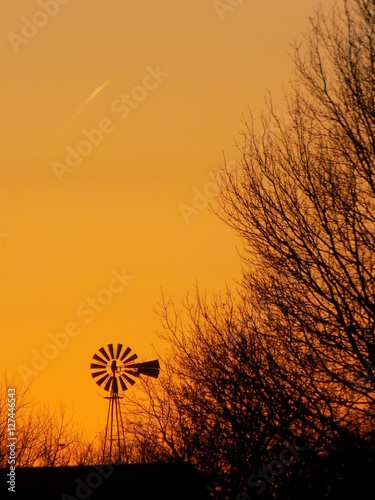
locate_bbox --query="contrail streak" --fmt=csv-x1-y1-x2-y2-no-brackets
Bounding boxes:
69,77,111,122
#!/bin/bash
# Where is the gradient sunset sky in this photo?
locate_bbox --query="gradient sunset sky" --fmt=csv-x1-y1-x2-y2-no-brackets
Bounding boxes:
1,0,332,439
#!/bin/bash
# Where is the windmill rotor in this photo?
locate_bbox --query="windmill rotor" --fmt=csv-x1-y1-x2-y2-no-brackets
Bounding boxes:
90,343,160,395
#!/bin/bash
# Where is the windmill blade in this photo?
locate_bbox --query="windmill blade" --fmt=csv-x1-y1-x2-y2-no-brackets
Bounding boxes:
91,370,108,379
120,373,136,386
130,360,160,378
118,376,128,392
104,376,114,392
96,374,110,387
90,363,107,370
120,346,131,361
108,344,115,359
116,343,123,359
93,353,107,365
99,347,110,361
123,353,138,365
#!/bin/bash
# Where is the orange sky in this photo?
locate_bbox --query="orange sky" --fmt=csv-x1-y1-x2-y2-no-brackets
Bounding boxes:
1,0,332,439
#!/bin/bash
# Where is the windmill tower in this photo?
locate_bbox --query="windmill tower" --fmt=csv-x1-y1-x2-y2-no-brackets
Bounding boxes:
90,343,160,464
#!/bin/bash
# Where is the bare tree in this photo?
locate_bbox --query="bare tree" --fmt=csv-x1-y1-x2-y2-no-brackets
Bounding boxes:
32,403,84,466
124,291,309,498
217,0,375,437
0,378,90,467
126,1,375,498
0,375,35,467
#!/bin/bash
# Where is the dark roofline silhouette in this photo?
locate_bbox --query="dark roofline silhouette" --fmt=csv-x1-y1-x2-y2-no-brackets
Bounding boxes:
1,461,210,500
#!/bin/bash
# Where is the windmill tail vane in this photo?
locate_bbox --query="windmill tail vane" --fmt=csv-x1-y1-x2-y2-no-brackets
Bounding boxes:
90,343,160,463
120,359,160,378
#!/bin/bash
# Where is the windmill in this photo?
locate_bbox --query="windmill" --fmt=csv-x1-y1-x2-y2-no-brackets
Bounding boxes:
90,343,160,464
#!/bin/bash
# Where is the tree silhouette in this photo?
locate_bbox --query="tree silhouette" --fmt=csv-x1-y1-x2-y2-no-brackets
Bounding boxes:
0,377,94,467
128,1,375,498
218,0,375,436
